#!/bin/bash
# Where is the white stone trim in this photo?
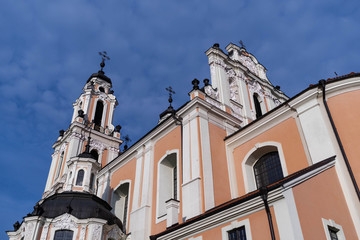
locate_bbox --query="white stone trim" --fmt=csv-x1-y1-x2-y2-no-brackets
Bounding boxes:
242,141,288,193
221,218,252,240
322,218,345,240
156,149,180,223
111,180,132,232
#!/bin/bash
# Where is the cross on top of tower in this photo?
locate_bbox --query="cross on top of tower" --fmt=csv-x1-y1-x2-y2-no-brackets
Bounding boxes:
98,51,110,72
166,86,175,106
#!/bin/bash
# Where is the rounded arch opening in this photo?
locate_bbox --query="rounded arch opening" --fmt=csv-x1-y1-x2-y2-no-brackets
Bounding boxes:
93,100,104,129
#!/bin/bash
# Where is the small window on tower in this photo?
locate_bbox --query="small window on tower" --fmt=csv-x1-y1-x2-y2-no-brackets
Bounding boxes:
253,93,262,118
76,169,85,186
99,87,105,93
90,149,99,160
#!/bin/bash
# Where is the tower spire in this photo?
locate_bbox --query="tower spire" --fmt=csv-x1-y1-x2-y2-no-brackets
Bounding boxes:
98,51,110,73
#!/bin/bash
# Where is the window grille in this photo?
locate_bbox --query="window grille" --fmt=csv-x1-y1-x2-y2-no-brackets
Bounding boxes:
253,151,283,188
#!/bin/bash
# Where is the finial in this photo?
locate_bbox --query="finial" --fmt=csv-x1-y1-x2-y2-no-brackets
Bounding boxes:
98,51,110,73
334,72,338,76
123,135,131,151
203,78,210,86
165,86,176,107
192,78,200,90
239,40,246,49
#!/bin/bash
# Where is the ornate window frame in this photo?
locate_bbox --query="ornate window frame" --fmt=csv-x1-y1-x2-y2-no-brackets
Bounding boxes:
111,180,132,232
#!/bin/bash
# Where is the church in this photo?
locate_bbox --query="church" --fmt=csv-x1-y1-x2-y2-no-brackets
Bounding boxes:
7,43,360,239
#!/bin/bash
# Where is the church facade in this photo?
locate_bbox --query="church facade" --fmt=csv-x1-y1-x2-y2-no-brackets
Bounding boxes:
7,43,360,240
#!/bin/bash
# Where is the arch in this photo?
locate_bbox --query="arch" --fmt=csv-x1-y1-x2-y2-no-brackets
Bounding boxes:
54,230,74,240
89,173,95,190
93,100,104,129
253,93,262,118
253,151,283,188
90,149,99,160
156,150,179,220
75,169,85,186
242,142,288,193
55,152,65,180
112,181,131,233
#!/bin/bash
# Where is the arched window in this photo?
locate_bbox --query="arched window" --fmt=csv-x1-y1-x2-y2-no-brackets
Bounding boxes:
99,87,105,92
55,152,65,180
253,93,262,118
94,100,104,130
112,182,130,232
89,173,95,190
253,151,283,188
157,152,178,217
54,230,73,240
75,169,85,186
90,149,99,160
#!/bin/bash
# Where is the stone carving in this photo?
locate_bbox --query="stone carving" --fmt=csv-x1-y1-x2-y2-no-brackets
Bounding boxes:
90,139,106,152
248,81,264,96
71,132,85,140
239,55,258,76
25,222,34,240
204,85,219,100
214,59,227,69
205,96,222,109
225,67,237,78
107,226,124,240
60,143,67,153
229,78,240,103
53,214,77,229
108,146,120,153
92,224,102,240
79,225,87,240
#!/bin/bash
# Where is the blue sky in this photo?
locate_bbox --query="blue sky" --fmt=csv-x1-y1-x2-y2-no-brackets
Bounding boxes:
1,0,359,237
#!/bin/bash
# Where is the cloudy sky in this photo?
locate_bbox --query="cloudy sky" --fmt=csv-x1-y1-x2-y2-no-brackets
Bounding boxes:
1,0,359,237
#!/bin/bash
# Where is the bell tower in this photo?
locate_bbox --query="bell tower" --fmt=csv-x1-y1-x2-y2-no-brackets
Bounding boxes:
43,52,123,198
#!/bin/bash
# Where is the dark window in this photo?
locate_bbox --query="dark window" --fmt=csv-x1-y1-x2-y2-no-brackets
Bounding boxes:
328,227,339,240
89,173,95,190
94,101,104,130
99,87,105,92
76,170,85,186
54,230,73,240
253,94,262,118
90,149,99,160
173,165,177,199
254,152,283,188
228,226,247,240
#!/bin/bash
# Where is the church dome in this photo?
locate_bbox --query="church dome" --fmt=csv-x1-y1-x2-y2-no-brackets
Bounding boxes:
31,192,122,230
87,70,112,84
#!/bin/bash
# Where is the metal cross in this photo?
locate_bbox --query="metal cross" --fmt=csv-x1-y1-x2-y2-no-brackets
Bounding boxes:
239,40,246,49
98,51,110,71
166,86,175,106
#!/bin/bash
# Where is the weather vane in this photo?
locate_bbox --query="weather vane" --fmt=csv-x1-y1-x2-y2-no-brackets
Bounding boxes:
239,40,246,49
98,51,110,72
165,86,175,107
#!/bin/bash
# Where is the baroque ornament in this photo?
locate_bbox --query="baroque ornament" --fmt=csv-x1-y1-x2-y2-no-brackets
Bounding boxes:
53,214,77,229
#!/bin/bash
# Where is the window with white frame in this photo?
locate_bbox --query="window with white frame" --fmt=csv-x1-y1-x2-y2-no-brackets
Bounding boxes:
322,218,345,240
221,219,252,240
243,142,288,193
54,230,73,240
157,152,178,218
253,151,283,188
112,182,130,232
75,169,85,186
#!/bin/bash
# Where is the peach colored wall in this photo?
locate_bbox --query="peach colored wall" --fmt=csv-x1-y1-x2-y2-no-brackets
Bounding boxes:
327,89,360,185
187,207,279,240
233,118,308,196
151,126,182,235
293,167,357,239
110,157,137,233
208,123,231,206
101,149,108,168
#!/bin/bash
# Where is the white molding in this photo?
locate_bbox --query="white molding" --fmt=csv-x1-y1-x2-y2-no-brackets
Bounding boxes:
242,141,288,193
322,218,345,240
221,218,252,240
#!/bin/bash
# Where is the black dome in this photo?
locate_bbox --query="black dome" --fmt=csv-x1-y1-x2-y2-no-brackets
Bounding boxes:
31,192,122,230
87,70,112,84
